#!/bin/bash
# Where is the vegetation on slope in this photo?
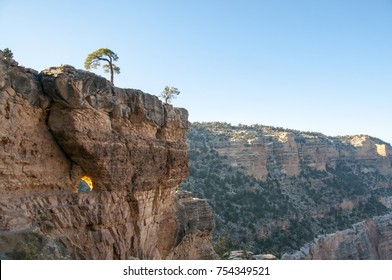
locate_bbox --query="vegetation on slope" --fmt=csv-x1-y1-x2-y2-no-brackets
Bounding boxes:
180,122,391,257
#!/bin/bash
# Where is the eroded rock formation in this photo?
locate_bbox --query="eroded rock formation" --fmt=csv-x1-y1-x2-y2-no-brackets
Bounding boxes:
0,52,217,259
282,213,392,260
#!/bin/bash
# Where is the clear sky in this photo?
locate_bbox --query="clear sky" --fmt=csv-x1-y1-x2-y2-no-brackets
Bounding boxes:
1,0,392,144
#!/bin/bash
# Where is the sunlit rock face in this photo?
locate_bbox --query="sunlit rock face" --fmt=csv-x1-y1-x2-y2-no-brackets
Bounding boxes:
0,54,217,259
190,124,392,181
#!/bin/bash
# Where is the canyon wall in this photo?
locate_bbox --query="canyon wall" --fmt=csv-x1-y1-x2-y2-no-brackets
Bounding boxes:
282,213,392,260
181,122,392,257
192,124,392,181
0,52,216,259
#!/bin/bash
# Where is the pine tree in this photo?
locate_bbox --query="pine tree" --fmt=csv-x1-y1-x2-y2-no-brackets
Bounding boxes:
2,48,14,59
84,48,120,85
160,86,180,104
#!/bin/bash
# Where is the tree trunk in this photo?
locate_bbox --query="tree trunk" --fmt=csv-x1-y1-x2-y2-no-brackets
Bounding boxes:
110,62,114,85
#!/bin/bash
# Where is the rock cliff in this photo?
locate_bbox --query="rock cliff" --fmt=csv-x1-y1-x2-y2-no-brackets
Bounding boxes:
0,52,217,259
282,212,392,259
189,124,392,181
181,122,392,257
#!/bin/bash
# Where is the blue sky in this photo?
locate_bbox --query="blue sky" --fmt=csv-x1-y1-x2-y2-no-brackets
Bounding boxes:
1,0,392,143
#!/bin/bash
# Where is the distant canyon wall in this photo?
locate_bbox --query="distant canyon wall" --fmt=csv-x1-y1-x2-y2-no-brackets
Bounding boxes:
183,123,392,257
0,52,216,259
199,126,392,181
282,212,392,260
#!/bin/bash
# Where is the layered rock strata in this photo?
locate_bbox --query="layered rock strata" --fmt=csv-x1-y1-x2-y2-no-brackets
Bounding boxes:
182,123,392,257
190,125,392,181
282,213,392,260
0,53,216,259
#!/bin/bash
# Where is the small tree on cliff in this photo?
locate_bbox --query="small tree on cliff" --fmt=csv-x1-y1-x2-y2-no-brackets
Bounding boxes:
84,48,120,85
2,48,14,59
160,86,180,104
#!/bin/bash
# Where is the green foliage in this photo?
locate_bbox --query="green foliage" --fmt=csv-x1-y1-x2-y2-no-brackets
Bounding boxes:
84,48,120,84
213,236,233,259
2,48,13,59
7,234,42,260
160,86,180,104
256,219,316,256
180,122,392,258
181,136,294,255
3,233,70,260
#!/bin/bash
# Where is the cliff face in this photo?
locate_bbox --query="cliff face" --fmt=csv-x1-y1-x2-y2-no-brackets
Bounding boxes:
282,213,392,260
192,125,392,181
181,122,392,257
0,53,216,259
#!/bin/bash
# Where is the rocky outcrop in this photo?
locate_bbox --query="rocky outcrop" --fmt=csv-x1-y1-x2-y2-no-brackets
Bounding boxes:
282,213,392,260
0,53,217,259
167,191,216,259
226,250,277,260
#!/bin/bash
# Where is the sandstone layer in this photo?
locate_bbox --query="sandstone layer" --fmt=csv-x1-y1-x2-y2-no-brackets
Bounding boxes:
282,213,392,260
0,52,217,259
